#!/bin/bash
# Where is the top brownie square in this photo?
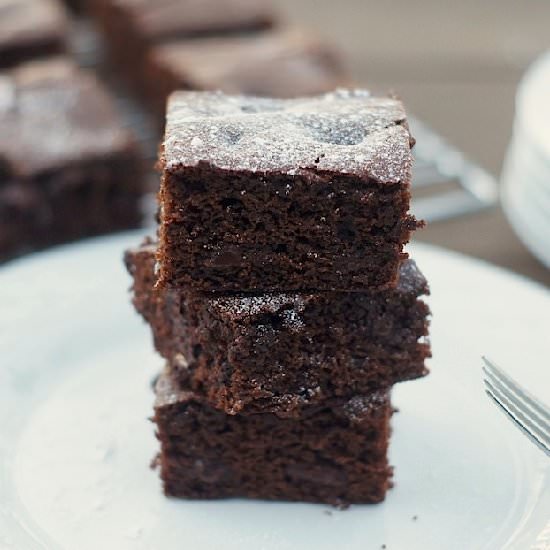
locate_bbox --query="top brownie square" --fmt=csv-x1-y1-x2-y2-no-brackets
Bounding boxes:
158,89,420,292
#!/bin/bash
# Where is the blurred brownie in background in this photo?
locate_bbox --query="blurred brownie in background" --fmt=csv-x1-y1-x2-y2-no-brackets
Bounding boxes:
144,28,347,121
0,0,68,69
89,0,277,77
0,58,144,262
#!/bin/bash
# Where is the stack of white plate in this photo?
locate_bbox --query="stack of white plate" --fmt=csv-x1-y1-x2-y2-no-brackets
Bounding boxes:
501,50,550,269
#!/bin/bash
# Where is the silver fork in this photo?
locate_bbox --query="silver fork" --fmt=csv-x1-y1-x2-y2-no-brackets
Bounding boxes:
482,356,550,457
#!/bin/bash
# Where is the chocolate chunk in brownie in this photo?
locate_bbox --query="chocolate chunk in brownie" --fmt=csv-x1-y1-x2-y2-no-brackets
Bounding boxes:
126,242,430,416
0,0,68,69
158,90,421,292
0,58,144,262
154,367,393,505
144,28,346,120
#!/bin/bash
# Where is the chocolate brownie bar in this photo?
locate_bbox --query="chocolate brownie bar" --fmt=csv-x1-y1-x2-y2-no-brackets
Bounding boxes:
0,58,144,262
0,0,68,69
144,28,346,120
158,90,421,292
154,367,393,505
89,0,276,82
126,242,430,416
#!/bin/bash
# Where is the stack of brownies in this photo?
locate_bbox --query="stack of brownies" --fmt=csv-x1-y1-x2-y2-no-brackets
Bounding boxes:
125,89,431,505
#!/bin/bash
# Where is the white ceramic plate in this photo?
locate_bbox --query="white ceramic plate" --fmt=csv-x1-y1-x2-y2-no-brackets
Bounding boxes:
501,137,550,269
1,232,549,550
501,49,550,269
516,50,550,161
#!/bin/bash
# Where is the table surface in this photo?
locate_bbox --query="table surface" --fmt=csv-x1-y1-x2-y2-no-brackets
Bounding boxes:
277,0,550,287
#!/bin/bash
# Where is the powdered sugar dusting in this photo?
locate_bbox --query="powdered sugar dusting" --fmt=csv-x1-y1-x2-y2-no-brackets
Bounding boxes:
281,308,305,330
209,293,307,320
163,89,413,183
0,58,133,177
343,392,390,422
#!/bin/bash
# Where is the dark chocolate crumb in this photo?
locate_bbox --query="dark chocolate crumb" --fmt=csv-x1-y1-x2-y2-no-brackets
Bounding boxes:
412,515,418,521
150,454,160,470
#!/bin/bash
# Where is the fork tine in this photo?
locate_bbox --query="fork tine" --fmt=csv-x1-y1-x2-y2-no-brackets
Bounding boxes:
484,377,550,447
483,368,550,440
482,356,550,423
484,382,550,456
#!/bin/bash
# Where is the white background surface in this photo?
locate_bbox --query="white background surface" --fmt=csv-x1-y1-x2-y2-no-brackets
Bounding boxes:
0,232,549,549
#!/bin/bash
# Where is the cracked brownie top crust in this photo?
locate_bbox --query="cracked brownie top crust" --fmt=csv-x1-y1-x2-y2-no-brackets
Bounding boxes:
163,89,412,179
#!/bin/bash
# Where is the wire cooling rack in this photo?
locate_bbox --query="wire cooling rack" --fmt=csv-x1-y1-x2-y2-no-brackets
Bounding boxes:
71,21,499,225
410,118,498,222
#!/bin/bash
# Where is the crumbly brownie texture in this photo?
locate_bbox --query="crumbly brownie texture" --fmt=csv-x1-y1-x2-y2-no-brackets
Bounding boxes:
158,90,420,291
90,0,276,84
154,368,393,505
0,0,68,69
144,28,346,120
0,58,144,261
125,240,189,358
126,242,430,416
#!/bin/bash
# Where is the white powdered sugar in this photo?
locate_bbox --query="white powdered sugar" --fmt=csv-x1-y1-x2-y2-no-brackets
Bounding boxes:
163,89,413,184
343,392,389,422
0,58,133,177
209,293,307,320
